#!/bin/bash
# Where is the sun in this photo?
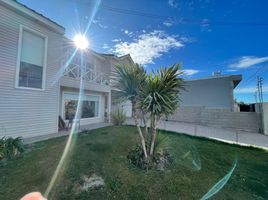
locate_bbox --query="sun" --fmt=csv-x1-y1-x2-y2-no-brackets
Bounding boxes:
73,34,89,50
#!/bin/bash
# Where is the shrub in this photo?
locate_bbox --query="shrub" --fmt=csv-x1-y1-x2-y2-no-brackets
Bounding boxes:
0,139,5,160
0,137,24,160
127,144,153,170
127,143,173,171
111,109,126,125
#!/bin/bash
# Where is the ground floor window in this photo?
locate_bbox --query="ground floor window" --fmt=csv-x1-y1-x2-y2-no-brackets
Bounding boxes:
63,93,100,120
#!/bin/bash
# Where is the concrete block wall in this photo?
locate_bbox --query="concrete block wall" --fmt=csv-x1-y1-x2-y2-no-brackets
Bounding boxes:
169,106,261,133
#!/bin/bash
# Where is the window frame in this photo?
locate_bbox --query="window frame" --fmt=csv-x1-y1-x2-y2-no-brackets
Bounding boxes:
62,92,101,121
15,25,48,91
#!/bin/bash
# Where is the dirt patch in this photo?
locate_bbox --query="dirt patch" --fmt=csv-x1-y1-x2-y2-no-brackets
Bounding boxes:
81,173,105,191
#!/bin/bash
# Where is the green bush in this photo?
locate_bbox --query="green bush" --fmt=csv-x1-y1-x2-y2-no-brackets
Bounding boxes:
111,109,126,125
127,143,173,170
0,137,24,160
127,144,152,170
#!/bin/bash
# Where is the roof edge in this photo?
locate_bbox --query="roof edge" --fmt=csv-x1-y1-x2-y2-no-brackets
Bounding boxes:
186,74,242,82
185,74,242,88
1,0,65,34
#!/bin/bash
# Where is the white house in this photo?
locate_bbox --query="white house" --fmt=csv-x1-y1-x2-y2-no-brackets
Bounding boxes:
0,0,133,138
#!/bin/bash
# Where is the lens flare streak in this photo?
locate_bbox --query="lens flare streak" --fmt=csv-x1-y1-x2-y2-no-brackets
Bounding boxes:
200,160,237,200
50,48,78,87
44,1,104,198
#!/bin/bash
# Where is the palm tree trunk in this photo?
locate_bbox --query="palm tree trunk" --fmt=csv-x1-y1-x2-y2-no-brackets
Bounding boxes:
133,102,148,159
142,111,148,135
149,115,158,156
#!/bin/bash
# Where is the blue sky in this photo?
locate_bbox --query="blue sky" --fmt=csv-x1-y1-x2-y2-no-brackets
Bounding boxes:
18,0,268,103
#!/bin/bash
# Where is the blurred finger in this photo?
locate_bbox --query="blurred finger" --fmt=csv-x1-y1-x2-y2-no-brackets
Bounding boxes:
20,192,47,200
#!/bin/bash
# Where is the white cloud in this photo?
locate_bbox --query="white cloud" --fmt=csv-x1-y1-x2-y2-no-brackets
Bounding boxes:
229,56,268,69
225,69,238,72
163,21,173,27
201,18,212,32
92,19,108,29
111,30,184,65
102,43,110,49
123,29,133,37
235,86,268,94
181,69,200,76
168,0,178,8
112,39,121,42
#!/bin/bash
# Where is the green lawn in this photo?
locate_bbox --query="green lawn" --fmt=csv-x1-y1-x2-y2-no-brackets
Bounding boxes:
0,126,268,200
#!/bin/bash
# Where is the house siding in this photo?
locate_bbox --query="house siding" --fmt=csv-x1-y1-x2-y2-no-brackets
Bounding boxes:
0,4,63,138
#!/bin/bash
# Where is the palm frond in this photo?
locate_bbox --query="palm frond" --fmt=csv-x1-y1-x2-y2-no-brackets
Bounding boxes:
138,64,184,118
111,64,146,105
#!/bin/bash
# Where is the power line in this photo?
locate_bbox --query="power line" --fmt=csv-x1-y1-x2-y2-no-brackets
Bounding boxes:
238,64,268,88
100,4,268,27
101,4,168,20
75,1,268,27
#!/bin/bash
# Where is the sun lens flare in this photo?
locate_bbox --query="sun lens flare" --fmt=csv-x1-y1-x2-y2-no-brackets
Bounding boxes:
73,34,89,50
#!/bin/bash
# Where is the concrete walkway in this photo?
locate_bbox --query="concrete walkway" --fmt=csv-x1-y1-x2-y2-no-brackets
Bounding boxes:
24,122,111,144
126,119,268,150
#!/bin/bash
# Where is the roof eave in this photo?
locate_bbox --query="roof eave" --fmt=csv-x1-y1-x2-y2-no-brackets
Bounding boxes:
230,74,242,88
1,0,65,34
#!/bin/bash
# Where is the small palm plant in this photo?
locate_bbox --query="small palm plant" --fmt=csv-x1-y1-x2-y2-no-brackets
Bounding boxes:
112,64,148,159
138,64,184,156
113,63,184,163
0,137,24,160
111,108,127,125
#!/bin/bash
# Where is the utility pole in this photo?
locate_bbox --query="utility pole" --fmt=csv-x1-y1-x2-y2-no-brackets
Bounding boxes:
257,76,264,133
254,91,258,104
259,77,264,104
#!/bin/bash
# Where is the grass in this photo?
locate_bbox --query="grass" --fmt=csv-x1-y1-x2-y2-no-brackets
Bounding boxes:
0,126,268,200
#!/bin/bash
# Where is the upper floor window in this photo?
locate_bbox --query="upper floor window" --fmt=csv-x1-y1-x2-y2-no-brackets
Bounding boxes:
16,26,47,90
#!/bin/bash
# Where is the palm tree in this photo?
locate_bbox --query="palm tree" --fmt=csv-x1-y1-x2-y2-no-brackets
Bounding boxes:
111,64,148,159
138,64,184,156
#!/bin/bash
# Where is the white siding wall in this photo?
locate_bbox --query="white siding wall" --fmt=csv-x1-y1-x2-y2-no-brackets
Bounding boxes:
0,5,63,138
112,100,132,118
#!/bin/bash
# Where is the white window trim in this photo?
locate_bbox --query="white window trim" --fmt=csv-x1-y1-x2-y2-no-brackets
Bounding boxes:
15,25,48,91
62,92,101,120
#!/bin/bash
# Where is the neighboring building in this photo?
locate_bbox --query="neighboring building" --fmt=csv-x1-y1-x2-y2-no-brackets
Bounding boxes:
119,73,262,133
169,74,262,133
180,74,242,111
120,74,242,117
0,0,133,138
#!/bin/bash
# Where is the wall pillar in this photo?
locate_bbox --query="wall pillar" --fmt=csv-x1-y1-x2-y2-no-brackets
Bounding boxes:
108,90,112,123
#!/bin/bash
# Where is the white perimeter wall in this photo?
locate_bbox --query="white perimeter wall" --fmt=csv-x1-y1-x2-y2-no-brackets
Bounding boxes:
255,103,268,135
263,103,268,135
169,106,261,133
